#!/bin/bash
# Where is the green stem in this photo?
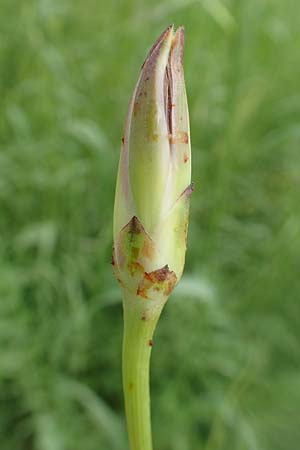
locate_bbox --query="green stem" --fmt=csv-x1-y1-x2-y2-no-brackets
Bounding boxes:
122,292,161,450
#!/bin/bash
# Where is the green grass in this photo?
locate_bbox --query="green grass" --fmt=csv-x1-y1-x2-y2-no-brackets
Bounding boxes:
1,0,300,449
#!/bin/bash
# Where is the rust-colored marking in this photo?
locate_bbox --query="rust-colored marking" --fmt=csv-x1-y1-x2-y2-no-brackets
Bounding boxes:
184,219,188,235
148,340,153,347
128,216,142,235
184,153,189,163
137,285,149,299
142,239,156,260
141,314,147,321
169,131,189,145
133,102,139,116
137,265,177,299
164,279,175,296
116,277,125,288
128,260,144,276
121,136,124,144
111,253,115,266
181,131,189,144
148,265,170,282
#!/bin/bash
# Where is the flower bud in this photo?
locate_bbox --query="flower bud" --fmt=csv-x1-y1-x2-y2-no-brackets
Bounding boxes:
113,25,192,309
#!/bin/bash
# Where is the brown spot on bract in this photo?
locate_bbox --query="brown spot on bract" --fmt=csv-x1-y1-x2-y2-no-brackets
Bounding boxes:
142,239,156,260
164,279,176,296
129,382,134,391
134,102,139,116
151,265,170,282
148,340,153,347
111,253,115,266
184,153,189,163
182,132,189,144
184,219,188,235
137,265,177,299
169,131,189,145
116,277,125,288
121,136,124,144
137,285,149,299
128,260,144,276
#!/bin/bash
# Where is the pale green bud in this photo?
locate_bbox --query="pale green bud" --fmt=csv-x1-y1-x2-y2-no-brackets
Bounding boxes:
113,25,192,309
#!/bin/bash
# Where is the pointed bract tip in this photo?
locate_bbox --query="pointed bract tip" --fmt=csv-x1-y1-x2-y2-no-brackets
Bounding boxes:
141,25,174,69
174,26,185,47
170,26,185,69
180,182,194,200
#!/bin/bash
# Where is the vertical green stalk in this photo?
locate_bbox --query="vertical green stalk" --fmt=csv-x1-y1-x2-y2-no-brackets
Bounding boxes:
122,292,161,450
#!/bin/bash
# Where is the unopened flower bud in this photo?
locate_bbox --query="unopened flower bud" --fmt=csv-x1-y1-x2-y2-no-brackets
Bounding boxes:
113,25,192,311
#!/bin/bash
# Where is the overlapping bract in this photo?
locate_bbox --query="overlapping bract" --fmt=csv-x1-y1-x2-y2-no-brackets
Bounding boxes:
113,25,192,307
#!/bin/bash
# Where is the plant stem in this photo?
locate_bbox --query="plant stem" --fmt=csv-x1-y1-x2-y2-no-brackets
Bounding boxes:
122,292,161,450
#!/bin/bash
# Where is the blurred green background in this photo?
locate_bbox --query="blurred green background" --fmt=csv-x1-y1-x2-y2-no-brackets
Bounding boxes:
1,0,300,449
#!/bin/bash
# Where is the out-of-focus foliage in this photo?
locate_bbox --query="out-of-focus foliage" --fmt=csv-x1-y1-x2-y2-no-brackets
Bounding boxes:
0,0,299,449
